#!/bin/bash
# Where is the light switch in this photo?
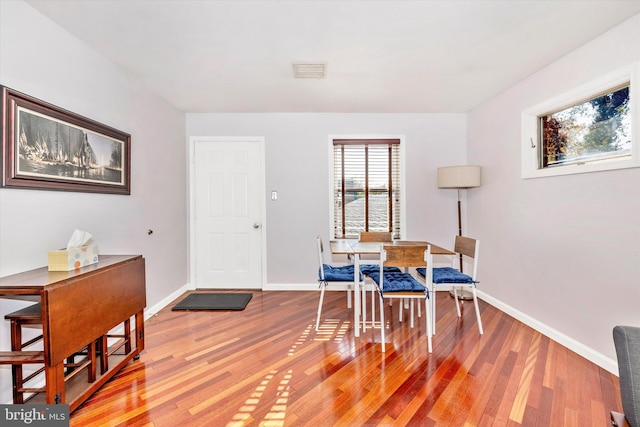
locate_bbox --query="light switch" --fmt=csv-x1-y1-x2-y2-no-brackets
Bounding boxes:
271,191,278,201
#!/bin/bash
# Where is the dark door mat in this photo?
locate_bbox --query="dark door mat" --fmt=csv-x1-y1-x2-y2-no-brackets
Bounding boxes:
172,293,252,311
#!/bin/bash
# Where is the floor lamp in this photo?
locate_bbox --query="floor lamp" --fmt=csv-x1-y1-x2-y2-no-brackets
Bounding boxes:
437,165,481,300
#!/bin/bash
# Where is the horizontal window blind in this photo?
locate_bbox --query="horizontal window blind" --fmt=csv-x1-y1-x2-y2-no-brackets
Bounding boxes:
333,139,400,239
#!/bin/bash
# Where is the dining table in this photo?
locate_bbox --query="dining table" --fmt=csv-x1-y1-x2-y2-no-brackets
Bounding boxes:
329,239,455,337
0,255,146,409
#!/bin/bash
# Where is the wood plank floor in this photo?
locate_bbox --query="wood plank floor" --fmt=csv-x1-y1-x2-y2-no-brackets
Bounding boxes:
70,290,622,426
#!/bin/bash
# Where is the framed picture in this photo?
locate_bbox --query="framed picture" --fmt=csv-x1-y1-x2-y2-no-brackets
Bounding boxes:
1,86,131,194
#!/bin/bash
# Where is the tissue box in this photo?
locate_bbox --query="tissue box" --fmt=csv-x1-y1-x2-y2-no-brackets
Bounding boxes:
48,245,99,271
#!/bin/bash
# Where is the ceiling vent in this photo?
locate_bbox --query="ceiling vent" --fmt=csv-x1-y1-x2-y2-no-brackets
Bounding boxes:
292,61,327,79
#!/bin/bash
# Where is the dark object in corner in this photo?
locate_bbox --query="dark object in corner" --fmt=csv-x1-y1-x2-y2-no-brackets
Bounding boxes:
611,325,640,427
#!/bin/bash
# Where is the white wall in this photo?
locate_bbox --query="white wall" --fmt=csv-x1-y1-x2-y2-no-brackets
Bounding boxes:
467,14,640,368
187,113,468,285
0,1,188,402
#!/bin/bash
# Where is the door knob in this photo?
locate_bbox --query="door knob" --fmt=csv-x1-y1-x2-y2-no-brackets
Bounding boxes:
253,223,261,229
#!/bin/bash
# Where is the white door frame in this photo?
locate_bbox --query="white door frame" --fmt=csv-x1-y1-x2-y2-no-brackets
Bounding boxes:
188,136,267,290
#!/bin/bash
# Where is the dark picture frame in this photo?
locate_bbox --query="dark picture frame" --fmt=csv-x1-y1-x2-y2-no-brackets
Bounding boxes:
1,86,131,194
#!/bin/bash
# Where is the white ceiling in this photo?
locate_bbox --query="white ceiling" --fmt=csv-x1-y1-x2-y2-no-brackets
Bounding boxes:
26,0,640,113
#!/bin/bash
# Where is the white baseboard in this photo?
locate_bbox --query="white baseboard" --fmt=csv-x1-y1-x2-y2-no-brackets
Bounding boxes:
477,290,618,375
144,283,192,319
263,282,324,291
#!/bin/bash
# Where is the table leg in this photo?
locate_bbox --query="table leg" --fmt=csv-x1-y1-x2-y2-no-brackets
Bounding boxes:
45,362,65,404
135,311,144,351
354,254,360,337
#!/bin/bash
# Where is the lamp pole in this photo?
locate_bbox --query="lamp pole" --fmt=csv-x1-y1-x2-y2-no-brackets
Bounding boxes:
457,189,463,273
437,165,481,301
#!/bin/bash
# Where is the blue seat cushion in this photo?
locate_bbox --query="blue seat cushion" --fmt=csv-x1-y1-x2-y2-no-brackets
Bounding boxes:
417,267,476,284
369,271,427,293
359,264,401,276
320,264,363,282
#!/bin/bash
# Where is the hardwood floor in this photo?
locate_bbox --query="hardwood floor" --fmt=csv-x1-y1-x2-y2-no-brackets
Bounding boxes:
70,290,622,426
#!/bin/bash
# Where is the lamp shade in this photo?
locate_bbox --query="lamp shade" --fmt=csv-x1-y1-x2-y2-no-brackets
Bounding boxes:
437,165,481,189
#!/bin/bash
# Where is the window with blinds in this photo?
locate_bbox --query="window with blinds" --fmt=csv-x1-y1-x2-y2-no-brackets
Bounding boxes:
332,139,401,239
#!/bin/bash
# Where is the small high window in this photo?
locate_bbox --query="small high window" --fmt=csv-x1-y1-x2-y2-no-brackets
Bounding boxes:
522,63,639,179
539,85,630,168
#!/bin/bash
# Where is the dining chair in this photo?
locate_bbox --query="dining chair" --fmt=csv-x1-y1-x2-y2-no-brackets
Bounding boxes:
315,235,363,331
368,244,432,353
611,325,640,427
4,303,98,403
356,231,401,331
417,235,483,335
357,231,393,278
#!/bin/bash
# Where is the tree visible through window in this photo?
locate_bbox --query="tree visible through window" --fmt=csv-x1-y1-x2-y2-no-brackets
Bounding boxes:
540,84,630,168
332,139,400,239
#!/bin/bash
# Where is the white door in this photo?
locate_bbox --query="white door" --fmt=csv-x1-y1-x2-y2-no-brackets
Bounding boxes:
192,137,265,289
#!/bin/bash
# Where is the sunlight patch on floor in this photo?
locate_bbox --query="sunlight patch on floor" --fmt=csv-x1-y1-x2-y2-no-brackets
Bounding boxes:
288,324,312,356
226,369,292,427
313,319,349,343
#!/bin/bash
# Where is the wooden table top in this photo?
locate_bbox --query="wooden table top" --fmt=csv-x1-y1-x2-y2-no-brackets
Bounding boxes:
0,255,142,291
330,239,454,256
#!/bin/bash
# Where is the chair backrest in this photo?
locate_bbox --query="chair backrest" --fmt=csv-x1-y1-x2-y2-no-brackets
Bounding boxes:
381,244,432,286
613,325,640,427
359,231,393,242
382,244,428,267
453,236,480,279
316,235,326,281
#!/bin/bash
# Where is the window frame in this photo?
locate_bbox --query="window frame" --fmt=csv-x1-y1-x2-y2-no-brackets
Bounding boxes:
328,135,406,240
521,62,639,179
